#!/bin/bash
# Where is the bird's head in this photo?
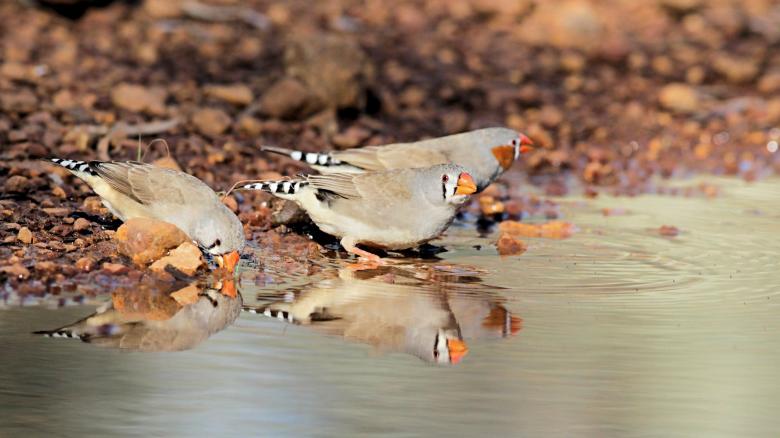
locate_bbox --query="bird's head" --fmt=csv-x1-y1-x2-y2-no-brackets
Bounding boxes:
195,209,245,274
487,129,534,171
436,165,477,205
434,328,469,365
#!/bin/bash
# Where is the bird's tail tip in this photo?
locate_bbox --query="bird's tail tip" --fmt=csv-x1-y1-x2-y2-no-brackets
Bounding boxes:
241,179,308,195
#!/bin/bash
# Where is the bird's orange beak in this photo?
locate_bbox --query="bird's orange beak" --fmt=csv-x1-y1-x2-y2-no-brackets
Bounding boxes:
447,339,469,364
217,250,240,274
515,134,534,156
519,133,533,147
455,172,477,195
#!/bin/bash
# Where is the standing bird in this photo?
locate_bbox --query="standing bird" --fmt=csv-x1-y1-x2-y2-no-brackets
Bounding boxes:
260,127,533,192
48,159,245,272
241,164,477,260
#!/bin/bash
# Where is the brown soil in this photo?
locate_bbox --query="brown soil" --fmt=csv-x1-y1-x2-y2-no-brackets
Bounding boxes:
1,0,778,297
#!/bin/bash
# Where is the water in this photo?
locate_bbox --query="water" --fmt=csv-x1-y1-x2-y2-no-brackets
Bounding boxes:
2,176,779,437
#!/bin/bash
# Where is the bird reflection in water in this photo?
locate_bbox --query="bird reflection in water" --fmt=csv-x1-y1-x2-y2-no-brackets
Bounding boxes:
244,264,522,365
34,279,241,352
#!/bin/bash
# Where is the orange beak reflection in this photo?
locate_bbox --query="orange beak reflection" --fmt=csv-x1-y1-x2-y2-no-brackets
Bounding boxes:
447,339,469,364
455,172,477,195
217,250,240,274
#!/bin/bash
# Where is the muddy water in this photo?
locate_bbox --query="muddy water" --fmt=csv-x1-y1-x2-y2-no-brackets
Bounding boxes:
2,176,779,437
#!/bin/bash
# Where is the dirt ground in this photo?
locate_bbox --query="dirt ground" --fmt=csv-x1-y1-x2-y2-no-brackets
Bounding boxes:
1,0,779,297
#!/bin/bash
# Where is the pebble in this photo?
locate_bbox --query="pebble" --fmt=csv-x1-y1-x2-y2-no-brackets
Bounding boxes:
191,108,232,137
150,242,203,276
205,84,254,106
17,226,33,244
114,218,189,265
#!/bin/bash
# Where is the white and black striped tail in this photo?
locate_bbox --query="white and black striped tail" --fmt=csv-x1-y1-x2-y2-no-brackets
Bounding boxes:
242,305,295,323
49,158,98,176
260,145,341,167
33,329,83,339
242,179,308,196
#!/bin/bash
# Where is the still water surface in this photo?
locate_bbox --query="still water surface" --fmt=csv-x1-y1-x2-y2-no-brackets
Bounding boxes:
2,176,779,437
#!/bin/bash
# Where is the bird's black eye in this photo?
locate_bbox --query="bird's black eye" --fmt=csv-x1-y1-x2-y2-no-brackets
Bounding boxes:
214,239,221,247
511,138,518,146
441,174,449,183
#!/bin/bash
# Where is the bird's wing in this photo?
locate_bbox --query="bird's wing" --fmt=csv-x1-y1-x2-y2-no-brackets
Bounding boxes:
91,161,206,205
306,173,363,200
332,143,449,172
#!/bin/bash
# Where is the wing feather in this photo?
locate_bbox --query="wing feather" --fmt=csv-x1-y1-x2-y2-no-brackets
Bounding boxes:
306,173,362,200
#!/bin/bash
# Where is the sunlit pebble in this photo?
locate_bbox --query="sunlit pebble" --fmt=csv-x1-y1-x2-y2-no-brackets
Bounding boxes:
768,140,778,154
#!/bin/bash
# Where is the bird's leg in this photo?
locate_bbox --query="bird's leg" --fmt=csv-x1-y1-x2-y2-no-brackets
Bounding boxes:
340,237,383,263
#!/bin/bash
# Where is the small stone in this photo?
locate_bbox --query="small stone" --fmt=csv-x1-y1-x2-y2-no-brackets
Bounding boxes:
75,256,95,272
102,262,128,274
499,220,577,239
170,283,201,305
150,242,203,276
713,55,759,84
4,175,29,193
259,77,313,119
111,83,166,115
51,186,67,198
42,207,70,217
83,197,108,215
73,218,91,232
17,227,33,244
479,196,505,216
205,84,254,106
237,115,263,136
191,108,232,137
1,263,30,279
659,83,699,114
0,89,38,113
114,218,190,265
35,261,57,273
496,233,528,256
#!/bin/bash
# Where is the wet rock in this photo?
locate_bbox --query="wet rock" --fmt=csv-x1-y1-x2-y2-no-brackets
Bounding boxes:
284,34,375,111
205,84,254,106
75,256,95,272
499,220,577,239
4,175,29,193
479,196,505,216
114,218,189,265
102,262,128,274
73,218,91,232
150,242,203,276
659,83,700,113
170,283,201,305
192,108,232,137
17,227,33,244
258,77,313,119
496,233,527,256
42,207,71,217
1,263,30,279
659,225,680,237
111,83,166,115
